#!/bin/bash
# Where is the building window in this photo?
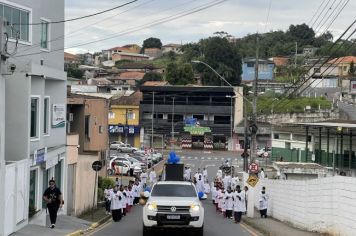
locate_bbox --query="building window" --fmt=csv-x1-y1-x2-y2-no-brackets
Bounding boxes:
246,62,254,67
213,115,230,124
127,111,135,120
108,111,115,119
29,169,37,211
193,114,204,120
153,113,163,119
273,133,279,139
99,125,103,133
40,20,49,49
44,97,50,135
0,3,30,41
343,66,348,72
31,97,39,139
85,115,91,139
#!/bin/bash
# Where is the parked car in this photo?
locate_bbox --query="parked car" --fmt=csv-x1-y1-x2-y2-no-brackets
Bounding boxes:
110,141,125,150
117,144,138,153
257,147,271,157
107,158,131,176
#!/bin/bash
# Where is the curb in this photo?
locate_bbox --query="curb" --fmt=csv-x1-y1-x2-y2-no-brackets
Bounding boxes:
242,218,274,236
65,215,112,236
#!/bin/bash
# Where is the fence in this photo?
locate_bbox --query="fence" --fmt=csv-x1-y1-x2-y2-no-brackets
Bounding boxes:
254,176,356,236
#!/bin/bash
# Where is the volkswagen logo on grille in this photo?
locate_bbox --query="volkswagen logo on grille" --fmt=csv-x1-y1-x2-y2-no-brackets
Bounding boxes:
170,206,177,212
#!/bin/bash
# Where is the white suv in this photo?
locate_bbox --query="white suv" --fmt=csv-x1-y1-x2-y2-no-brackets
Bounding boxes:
143,181,204,236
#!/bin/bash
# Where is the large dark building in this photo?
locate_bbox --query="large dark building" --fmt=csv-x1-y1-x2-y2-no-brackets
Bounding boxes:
140,85,237,150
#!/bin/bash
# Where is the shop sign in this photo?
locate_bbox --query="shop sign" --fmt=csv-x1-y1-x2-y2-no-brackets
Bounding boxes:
33,147,47,165
52,104,65,128
183,126,211,135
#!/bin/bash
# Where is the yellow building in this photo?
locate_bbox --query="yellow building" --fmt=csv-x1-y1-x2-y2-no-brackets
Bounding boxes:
109,91,142,147
328,56,356,77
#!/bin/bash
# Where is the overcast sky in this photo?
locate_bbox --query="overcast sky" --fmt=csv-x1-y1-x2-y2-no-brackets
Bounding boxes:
64,0,356,54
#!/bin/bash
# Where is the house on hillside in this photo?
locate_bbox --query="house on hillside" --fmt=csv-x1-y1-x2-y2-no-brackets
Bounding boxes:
102,44,141,60
303,47,319,57
162,44,182,54
65,52,80,70
112,52,149,62
109,71,145,86
242,58,274,81
144,48,163,59
328,56,356,78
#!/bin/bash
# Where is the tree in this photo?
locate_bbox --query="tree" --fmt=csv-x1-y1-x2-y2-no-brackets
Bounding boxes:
165,62,194,85
139,72,163,86
287,23,315,45
197,36,242,86
67,67,83,79
142,37,162,52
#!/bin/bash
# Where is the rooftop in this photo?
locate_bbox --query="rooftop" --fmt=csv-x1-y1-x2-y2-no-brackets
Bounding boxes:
142,81,169,86
328,56,356,64
111,91,142,106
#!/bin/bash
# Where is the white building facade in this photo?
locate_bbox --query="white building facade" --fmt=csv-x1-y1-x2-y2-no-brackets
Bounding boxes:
0,0,66,235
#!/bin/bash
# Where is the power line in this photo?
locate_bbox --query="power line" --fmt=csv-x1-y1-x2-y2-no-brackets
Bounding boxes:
14,0,227,58
272,19,356,110
314,0,344,34
313,0,337,33
263,0,273,33
18,0,158,52
13,0,138,26
311,0,332,28
320,0,350,36
308,0,326,26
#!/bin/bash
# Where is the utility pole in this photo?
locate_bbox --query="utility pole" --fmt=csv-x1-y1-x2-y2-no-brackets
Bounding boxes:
251,34,259,163
171,97,175,151
150,91,154,169
295,42,298,68
0,17,6,236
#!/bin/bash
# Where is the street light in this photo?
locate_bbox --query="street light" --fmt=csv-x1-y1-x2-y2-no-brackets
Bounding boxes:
226,95,234,151
192,60,252,171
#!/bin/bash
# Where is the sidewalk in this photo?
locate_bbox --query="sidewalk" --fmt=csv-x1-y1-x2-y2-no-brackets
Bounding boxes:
242,211,322,236
14,215,92,236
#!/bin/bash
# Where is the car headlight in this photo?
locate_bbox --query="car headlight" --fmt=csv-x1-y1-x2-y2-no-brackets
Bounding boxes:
147,203,157,211
190,204,200,212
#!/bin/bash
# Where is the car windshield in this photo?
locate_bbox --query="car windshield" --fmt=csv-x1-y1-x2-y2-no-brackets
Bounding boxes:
128,157,138,162
151,184,197,197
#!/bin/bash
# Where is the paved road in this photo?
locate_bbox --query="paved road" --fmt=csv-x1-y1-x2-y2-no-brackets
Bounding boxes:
338,101,356,120
92,201,252,236
92,151,256,236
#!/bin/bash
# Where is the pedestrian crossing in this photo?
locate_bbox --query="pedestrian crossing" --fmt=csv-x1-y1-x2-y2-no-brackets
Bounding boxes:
180,155,241,164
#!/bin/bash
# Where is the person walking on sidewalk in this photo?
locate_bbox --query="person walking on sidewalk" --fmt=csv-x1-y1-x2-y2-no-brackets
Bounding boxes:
149,168,156,186
110,186,124,222
233,185,245,223
243,186,249,215
43,179,63,229
259,186,269,218
104,185,113,215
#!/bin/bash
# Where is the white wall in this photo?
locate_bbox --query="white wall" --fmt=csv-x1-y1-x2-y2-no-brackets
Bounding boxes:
254,176,356,236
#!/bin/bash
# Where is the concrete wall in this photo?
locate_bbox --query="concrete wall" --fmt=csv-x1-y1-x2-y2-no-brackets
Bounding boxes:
255,177,356,236
74,154,98,216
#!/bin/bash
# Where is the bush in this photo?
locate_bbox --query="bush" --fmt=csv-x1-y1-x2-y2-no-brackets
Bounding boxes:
98,176,115,190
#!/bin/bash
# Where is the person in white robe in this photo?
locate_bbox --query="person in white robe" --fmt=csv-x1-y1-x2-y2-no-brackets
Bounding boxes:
259,186,269,218
231,175,240,190
224,188,234,219
233,185,246,223
110,186,124,222
149,168,157,186
203,167,208,182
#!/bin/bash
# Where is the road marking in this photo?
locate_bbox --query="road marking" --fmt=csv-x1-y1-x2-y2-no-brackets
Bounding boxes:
181,156,185,159
188,157,192,159
194,157,198,160
201,157,205,160
240,222,261,236
208,157,211,160
214,157,218,160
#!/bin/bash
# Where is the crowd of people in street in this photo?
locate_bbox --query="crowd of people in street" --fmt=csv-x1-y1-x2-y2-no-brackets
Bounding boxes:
190,167,269,223
103,169,158,222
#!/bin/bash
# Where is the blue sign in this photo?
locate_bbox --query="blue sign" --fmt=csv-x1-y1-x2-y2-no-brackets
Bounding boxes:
34,148,46,165
109,125,140,134
185,118,197,126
